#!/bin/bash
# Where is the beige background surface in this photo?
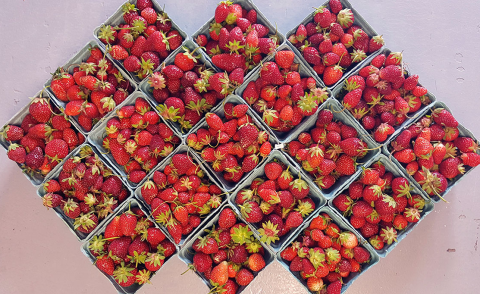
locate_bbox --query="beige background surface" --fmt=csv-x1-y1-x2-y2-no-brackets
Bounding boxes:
0,0,479,293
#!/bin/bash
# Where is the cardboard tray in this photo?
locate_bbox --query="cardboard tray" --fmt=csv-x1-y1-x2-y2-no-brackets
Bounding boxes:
37,143,133,241
80,197,179,294
228,149,327,252
134,144,229,247
87,90,182,190
285,0,383,91
44,40,138,135
382,101,480,202
282,98,380,199
328,153,435,257
93,0,188,84
235,42,332,143
276,205,380,294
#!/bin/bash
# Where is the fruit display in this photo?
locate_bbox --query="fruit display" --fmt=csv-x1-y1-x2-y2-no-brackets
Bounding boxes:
39,145,130,240
141,40,241,135
138,149,227,245
192,0,282,75
387,102,480,202
83,198,177,293
232,150,324,251
331,155,433,255
238,46,330,141
179,205,272,294
284,99,378,197
334,49,434,144
90,95,181,187
1,91,85,185
278,208,378,294
287,0,383,87
96,0,186,81
46,42,136,134
2,0,480,293
187,95,274,191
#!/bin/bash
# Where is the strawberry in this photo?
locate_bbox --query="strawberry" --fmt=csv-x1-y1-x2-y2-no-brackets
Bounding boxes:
96,255,115,275
323,65,343,86
210,261,229,286
275,50,295,69
218,208,236,229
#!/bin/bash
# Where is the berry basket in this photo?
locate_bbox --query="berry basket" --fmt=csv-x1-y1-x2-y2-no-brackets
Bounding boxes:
229,149,327,252
0,89,84,186
285,0,382,91
44,40,138,135
37,143,133,241
283,98,380,199
88,91,182,190
277,205,380,294
187,94,279,192
134,144,229,246
138,39,222,138
80,197,178,294
235,42,332,143
332,47,437,146
328,153,434,257
93,0,188,84
178,202,275,294
191,0,286,80
383,101,480,202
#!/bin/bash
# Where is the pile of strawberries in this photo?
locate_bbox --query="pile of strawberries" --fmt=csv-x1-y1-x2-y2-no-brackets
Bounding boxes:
88,204,176,288
338,51,432,143
42,145,129,237
288,0,383,86
241,49,329,133
50,46,134,133
280,212,371,294
97,1,184,80
285,108,370,191
195,1,280,74
188,207,267,293
147,46,240,133
332,162,426,250
233,159,317,246
140,152,225,244
4,95,84,180
102,96,180,184
188,104,271,184
389,107,480,201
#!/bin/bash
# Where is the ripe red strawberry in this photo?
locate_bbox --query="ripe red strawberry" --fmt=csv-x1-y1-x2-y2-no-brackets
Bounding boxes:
45,139,69,160
432,108,458,127
323,65,343,86
275,50,295,69
96,255,115,275
120,210,137,236
218,208,237,229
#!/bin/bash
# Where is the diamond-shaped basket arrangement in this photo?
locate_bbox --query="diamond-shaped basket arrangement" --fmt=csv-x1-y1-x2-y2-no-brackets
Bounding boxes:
186,94,279,192
44,40,138,135
81,197,179,294
282,98,380,199
138,39,223,138
37,143,133,241
329,153,434,257
93,0,188,84
178,202,275,294
229,149,327,252
235,42,332,143
0,89,85,186
332,47,437,146
88,91,182,190
383,101,480,203
191,0,285,80
134,144,229,246
285,0,383,90
277,205,380,294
